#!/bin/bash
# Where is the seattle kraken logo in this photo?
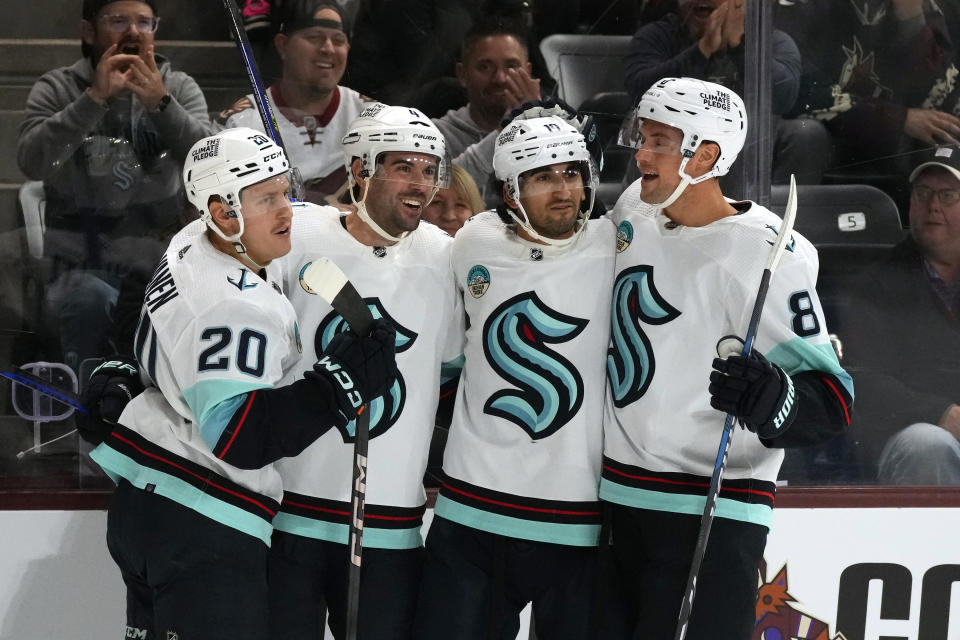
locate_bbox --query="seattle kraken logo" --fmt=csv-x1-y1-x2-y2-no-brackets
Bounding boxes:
227,269,258,291
482,292,587,439
607,266,681,407
316,299,415,442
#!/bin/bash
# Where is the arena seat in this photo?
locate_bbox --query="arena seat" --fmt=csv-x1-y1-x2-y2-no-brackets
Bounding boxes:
18,180,45,260
769,183,906,247
539,34,633,111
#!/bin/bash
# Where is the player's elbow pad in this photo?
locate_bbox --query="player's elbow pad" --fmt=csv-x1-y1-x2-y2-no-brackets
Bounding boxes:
760,371,854,449
212,376,347,469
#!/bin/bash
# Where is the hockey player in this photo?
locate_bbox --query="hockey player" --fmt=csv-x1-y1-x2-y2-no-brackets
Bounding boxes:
604,77,854,639
88,127,397,640
268,104,463,640
414,115,624,639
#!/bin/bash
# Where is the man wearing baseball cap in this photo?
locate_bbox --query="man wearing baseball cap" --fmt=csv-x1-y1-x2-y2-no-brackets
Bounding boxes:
221,0,371,205
842,145,960,485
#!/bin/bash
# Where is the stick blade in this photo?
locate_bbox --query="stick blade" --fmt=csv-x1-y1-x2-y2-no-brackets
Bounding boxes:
766,174,798,274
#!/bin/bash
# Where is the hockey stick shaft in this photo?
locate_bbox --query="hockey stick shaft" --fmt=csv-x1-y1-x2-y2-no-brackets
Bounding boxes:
673,176,797,640
0,369,87,413
299,258,374,640
221,0,286,150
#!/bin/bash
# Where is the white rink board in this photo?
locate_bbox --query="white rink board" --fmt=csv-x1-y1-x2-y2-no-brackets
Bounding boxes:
0,510,123,640
1,507,958,639
760,508,960,640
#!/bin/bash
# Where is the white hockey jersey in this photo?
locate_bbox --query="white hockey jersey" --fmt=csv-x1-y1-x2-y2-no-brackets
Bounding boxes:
226,85,368,203
437,211,616,547
602,181,853,528
273,203,462,549
91,220,302,544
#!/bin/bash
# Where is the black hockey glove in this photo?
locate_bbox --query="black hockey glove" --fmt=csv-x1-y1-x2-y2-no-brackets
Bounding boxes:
76,357,144,445
709,347,798,440
305,319,398,419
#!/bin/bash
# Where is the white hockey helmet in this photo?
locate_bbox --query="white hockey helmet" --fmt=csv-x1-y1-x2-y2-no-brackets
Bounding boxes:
342,103,451,188
341,103,451,242
183,127,297,261
493,115,597,246
620,77,747,184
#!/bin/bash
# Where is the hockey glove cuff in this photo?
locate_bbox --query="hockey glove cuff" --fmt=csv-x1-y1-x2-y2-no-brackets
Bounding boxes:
76,356,144,444
305,319,398,418
709,348,798,440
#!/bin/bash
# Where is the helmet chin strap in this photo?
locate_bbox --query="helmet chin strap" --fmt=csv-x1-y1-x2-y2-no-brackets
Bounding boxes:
507,183,586,248
349,178,424,244
645,155,707,211
206,205,265,272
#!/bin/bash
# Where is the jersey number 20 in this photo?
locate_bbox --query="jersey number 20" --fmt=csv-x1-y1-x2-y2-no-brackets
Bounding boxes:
198,327,267,377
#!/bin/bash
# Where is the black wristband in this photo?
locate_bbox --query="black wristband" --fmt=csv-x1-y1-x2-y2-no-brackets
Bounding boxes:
155,93,172,113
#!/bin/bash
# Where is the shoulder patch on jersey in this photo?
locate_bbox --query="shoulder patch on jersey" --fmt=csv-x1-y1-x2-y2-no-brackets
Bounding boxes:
467,265,491,298
616,220,634,253
177,244,192,260
764,224,796,252
530,248,543,261
227,268,258,291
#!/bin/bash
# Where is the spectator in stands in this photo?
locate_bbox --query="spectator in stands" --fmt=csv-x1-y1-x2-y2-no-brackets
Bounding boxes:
841,145,960,485
421,164,485,236
623,0,820,184
220,1,370,205
432,17,542,205
781,0,960,177
16,0,213,371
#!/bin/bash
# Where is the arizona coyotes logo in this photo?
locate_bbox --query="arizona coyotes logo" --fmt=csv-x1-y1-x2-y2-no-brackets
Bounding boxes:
482,292,587,439
315,299,415,442
755,564,847,640
607,265,681,407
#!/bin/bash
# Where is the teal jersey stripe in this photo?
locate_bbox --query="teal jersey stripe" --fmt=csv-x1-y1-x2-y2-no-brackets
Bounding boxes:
766,338,854,399
272,512,423,549
599,478,773,528
434,495,600,547
90,444,274,544
183,379,272,448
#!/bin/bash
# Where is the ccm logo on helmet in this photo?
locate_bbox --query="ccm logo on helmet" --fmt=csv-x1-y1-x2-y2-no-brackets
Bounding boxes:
317,356,363,408
263,151,283,162
700,90,731,111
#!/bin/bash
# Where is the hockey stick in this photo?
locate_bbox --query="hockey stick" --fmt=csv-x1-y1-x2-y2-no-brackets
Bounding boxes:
673,175,798,640
221,0,286,150
0,369,87,413
300,258,375,640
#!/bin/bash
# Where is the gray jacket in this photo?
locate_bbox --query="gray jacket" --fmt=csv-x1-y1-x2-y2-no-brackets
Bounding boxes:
433,105,499,206
18,55,212,244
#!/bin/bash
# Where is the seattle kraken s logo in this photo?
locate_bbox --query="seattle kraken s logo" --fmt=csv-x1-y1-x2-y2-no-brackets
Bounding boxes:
316,299,415,442
607,266,680,407
483,292,587,439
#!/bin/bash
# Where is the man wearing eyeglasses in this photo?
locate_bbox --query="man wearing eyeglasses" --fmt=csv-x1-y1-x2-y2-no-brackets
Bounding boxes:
16,0,213,373
842,145,960,485
220,1,372,207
